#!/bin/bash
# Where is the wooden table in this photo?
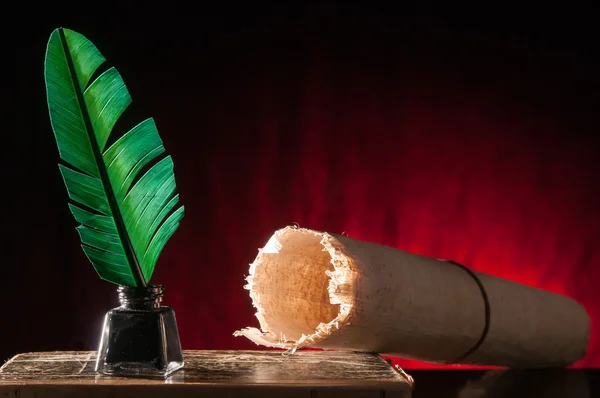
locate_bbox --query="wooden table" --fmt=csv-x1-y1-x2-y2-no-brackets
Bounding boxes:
0,350,413,397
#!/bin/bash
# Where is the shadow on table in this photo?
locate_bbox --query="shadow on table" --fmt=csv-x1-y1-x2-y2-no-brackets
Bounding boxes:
458,368,590,398
409,368,598,398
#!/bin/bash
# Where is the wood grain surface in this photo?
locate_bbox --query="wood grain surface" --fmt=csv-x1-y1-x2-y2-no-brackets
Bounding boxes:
0,350,413,397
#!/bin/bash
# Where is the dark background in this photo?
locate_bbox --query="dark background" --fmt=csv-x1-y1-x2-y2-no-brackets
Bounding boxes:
5,3,599,373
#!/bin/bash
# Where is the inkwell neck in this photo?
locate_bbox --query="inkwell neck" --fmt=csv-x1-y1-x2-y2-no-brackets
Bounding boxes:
118,285,164,310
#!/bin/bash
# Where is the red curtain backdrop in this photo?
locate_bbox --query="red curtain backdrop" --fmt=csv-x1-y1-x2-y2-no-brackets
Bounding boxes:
6,10,599,369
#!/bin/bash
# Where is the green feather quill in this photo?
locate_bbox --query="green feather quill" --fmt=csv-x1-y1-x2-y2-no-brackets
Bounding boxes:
44,28,184,287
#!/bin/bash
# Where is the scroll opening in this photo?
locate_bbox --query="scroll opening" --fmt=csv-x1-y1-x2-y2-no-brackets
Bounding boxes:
235,227,355,350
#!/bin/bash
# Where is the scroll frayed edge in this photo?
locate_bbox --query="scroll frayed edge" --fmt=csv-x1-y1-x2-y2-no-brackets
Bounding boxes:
233,226,356,354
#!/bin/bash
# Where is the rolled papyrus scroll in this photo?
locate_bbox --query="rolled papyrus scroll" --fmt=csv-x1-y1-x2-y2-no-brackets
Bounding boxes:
234,226,590,367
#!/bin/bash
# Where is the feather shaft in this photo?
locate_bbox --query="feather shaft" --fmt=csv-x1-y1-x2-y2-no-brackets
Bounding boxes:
58,28,146,287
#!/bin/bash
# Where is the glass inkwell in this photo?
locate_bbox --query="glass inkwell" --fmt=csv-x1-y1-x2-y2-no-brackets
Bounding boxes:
95,285,184,377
